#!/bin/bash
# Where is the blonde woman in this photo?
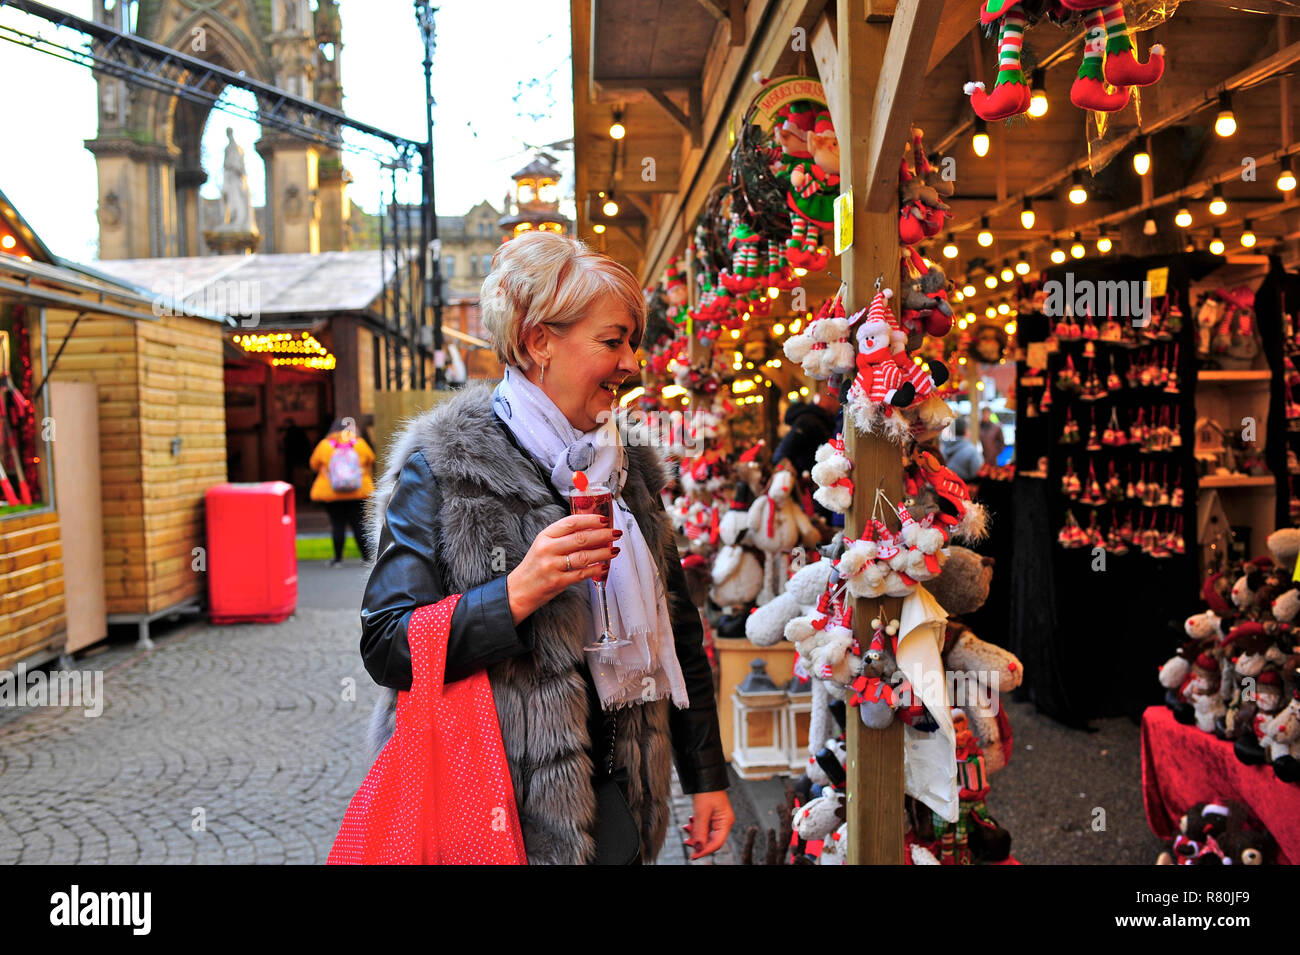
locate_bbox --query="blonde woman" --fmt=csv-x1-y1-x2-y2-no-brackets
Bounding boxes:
360,231,732,864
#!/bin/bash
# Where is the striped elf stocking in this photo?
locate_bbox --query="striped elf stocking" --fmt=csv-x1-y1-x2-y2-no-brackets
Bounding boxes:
787,216,806,251
1070,21,1131,112
964,8,1031,121
1093,3,1165,87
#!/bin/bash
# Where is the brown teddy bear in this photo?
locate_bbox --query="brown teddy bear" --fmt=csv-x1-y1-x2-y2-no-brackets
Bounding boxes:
923,546,1024,774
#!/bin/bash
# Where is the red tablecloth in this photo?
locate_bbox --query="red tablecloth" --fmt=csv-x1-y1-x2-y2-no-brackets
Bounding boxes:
1141,705,1299,865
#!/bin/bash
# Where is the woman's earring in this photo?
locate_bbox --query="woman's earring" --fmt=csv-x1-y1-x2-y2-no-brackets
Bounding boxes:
540,361,547,387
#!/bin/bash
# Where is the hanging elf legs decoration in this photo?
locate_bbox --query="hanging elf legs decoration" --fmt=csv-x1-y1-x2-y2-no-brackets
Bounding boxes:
968,0,1167,120
1070,18,1131,112
1067,0,1165,88
965,6,1031,122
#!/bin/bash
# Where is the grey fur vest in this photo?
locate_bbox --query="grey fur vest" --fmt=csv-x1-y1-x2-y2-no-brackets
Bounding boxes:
362,381,677,864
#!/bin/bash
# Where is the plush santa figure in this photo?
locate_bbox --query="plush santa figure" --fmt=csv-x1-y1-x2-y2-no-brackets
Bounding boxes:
844,287,945,441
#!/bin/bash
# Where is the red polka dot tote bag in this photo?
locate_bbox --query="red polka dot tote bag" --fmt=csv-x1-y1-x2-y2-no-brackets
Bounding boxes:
328,595,528,864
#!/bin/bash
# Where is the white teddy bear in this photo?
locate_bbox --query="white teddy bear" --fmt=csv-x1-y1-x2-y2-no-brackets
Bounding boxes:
744,557,834,647
747,469,821,605
710,492,764,613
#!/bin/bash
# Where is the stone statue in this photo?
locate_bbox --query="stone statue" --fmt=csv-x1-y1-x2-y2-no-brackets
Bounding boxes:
219,127,257,234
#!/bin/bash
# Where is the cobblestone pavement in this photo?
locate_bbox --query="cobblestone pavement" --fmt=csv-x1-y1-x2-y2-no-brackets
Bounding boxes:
0,560,736,865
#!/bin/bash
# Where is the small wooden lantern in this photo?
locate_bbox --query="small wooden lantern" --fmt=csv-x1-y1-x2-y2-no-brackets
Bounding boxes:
730,658,790,779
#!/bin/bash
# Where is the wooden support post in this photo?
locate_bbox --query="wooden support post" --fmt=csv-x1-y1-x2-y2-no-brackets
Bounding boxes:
838,0,905,867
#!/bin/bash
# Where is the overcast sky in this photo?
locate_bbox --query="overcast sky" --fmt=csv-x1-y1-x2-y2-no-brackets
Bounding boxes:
0,0,574,262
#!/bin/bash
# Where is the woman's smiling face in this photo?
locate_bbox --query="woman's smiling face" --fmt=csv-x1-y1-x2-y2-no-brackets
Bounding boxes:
527,291,642,432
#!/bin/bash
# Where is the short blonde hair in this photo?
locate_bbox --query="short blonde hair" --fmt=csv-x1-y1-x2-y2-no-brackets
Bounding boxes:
480,231,647,370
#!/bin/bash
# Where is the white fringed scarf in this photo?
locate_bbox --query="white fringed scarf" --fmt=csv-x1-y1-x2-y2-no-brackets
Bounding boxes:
492,367,689,710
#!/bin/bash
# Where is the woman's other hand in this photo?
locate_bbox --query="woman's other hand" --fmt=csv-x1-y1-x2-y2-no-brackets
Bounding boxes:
505,514,622,626
684,790,735,860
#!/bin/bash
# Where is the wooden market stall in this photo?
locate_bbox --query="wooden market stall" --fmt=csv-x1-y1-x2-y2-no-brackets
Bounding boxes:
573,0,965,864
0,188,230,668
575,0,1299,865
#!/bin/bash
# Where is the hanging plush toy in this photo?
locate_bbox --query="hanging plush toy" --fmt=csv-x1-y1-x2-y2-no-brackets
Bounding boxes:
966,0,1165,120
723,213,766,292
747,469,822,605
663,256,689,325
844,287,947,442
811,434,854,513
898,129,953,247
777,108,838,271
784,291,856,380
710,483,765,614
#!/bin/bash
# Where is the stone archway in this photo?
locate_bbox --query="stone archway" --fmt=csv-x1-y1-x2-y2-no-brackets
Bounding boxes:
88,0,343,259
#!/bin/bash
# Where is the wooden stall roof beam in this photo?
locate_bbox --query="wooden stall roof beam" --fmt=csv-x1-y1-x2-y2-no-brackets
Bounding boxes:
695,0,748,44
645,87,705,149
863,0,946,212
926,0,981,74
946,39,1300,235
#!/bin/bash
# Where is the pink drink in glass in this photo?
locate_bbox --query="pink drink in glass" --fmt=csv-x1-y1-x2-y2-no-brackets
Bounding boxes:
567,486,614,583
567,483,629,652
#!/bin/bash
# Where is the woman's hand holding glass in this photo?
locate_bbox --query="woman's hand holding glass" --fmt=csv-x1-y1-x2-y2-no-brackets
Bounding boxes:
506,515,622,626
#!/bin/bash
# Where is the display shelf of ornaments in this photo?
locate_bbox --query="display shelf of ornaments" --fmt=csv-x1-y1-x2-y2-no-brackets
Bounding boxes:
1191,269,1278,552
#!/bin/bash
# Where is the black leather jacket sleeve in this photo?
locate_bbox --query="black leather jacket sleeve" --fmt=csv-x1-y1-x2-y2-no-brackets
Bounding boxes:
661,500,729,795
359,449,535,691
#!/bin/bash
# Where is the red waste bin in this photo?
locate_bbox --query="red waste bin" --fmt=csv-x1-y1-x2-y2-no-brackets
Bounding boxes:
205,481,298,624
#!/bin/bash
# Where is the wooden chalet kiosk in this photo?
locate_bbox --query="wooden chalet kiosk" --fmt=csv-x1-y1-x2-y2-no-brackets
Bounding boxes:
0,190,229,670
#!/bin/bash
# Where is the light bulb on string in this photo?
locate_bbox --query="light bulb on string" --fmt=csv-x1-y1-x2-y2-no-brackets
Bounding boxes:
963,283,976,297
609,110,626,140
1028,69,1048,118
972,118,990,157
1000,262,1014,283
1020,197,1035,229
1209,184,1227,216
1175,205,1192,228
1133,138,1151,176
1214,92,1236,138
984,272,998,289
1096,229,1112,254
1278,157,1297,192
1240,220,1257,248
1050,240,1066,264
977,216,993,247
1209,229,1225,255
1070,232,1085,258
943,233,959,258
1068,170,1088,205
1015,253,1030,276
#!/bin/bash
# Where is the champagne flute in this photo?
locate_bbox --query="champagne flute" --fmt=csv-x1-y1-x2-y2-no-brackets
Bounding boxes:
567,482,630,653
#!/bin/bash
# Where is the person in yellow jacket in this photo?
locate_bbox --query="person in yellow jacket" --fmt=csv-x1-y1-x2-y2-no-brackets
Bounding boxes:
309,418,376,566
